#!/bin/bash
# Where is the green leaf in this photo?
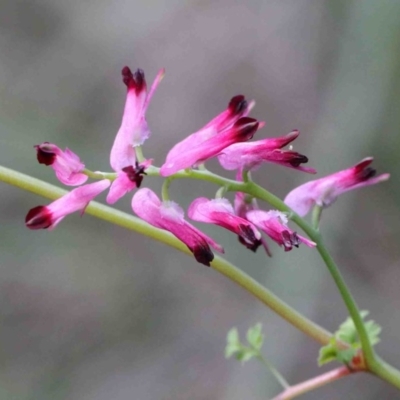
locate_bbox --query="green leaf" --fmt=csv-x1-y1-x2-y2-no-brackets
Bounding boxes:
225,324,264,363
318,338,340,366
235,348,257,363
317,311,382,366
246,323,264,351
225,328,241,359
227,328,240,346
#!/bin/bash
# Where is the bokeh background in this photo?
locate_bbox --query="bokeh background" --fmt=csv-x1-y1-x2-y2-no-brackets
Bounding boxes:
0,0,399,399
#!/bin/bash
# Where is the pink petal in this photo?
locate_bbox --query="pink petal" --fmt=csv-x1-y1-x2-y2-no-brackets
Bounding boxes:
218,130,315,173
163,96,254,170
110,67,163,171
35,143,88,186
160,117,260,176
284,157,390,216
188,197,261,252
26,180,110,230
247,210,316,251
131,189,223,266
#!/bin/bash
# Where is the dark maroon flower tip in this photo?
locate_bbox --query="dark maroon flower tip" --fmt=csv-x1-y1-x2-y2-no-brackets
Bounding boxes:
237,224,260,251
238,234,262,252
192,244,214,267
359,167,377,181
353,158,377,181
281,230,300,251
228,95,247,115
35,143,56,166
234,117,259,139
25,206,52,229
288,153,309,167
121,66,146,94
122,161,148,188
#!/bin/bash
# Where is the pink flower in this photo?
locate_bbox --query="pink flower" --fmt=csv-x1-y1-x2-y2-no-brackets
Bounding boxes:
218,130,316,173
246,210,316,251
35,142,88,186
188,197,262,252
131,188,224,266
233,170,272,255
110,66,164,172
25,180,110,230
163,95,254,165
284,157,390,216
106,160,152,204
160,117,260,176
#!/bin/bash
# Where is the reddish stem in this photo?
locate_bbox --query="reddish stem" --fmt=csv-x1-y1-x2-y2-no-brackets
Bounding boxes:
271,366,353,400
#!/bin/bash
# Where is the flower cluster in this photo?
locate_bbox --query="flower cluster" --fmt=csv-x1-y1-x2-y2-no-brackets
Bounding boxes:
25,67,389,266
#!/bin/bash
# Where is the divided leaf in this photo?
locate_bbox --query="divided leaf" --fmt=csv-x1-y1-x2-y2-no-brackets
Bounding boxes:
318,311,381,366
225,323,264,364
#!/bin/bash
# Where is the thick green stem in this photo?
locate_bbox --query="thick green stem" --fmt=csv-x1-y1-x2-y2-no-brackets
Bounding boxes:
0,166,331,346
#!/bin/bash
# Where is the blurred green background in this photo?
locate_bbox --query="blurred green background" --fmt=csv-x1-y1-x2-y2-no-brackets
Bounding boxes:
0,0,400,398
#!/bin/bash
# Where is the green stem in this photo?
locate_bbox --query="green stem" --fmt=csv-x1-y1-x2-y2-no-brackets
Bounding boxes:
0,165,332,346
215,185,228,199
82,169,116,180
161,178,172,201
372,357,400,390
135,146,145,162
311,205,323,231
271,366,352,400
257,355,290,389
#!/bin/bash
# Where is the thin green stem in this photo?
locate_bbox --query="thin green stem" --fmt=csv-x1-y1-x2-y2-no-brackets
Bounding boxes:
242,168,250,183
161,178,171,201
311,205,323,231
257,355,290,389
372,357,400,390
82,169,116,180
271,366,352,400
0,165,332,346
135,145,145,162
215,185,228,199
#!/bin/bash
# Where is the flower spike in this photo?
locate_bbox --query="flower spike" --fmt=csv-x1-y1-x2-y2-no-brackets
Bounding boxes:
35,142,88,186
188,197,262,252
131,188,224,266
284,157,390,216
218,130,316,173
110,66,164,172
160,117,261,176
25,180,110,230
246,210,316,251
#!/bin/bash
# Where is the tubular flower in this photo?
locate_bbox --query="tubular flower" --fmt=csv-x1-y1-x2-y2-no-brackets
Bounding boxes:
246,210,316,251
284,157,390,217
188,197,262,252
160,117,261,176
106,160,152,204
163,95,254,165
25,180,110,230
233,170,272,255
218,130,316,173
110,66,164,172
35,142,88,186
131,188,224,266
